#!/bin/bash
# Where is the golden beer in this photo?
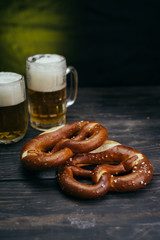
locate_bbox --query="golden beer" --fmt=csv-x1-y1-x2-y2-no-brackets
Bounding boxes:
26,54,78,130
0,72,28,144
0,100,28,142
28,88,66,129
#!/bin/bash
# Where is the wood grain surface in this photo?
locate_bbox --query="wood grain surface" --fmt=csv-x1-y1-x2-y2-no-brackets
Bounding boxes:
0,86,160,240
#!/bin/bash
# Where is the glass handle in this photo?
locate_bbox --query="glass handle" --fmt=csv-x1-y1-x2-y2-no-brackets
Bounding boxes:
66,66,78,107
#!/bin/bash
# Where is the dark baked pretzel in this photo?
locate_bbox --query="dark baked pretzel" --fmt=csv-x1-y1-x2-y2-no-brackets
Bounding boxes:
21,121,108,170
57,140,153,199
57,164,111,199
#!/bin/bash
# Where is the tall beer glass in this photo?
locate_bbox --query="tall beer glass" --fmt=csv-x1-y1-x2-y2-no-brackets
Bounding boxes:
26,54,78,131
0,72,28,144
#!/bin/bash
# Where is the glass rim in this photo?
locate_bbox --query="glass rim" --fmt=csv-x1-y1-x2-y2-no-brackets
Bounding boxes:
26,53,66,64
0,72,24,85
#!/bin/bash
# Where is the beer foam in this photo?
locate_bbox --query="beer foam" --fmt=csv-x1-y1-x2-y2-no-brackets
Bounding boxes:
0,73,20,83
35,54,63,64
27,54,67,92
0,72,25,107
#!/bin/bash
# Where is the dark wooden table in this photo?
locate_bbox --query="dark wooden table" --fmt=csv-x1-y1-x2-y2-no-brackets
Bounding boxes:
0,86,160,240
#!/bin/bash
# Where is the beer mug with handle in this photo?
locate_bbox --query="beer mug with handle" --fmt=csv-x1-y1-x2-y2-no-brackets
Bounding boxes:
0,72,28,144
26,54,78,131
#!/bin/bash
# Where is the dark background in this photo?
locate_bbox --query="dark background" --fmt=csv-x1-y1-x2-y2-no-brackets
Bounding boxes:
0,0,160,87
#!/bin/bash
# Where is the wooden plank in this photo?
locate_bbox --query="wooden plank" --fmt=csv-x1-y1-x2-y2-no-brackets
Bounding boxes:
0,225,160,240
0,86,160,240
0,178,158,220
0,176,159,239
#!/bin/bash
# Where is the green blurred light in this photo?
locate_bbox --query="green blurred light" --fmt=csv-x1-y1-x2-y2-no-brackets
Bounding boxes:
0,0,74,76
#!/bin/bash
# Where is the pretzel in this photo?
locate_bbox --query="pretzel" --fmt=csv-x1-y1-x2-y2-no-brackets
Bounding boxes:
21,121,108,170
57,140,153,199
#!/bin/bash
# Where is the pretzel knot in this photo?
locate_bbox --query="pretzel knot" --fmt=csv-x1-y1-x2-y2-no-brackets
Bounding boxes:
21,121,108,170
57,140,153,199
20,121,153,200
